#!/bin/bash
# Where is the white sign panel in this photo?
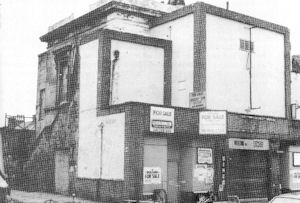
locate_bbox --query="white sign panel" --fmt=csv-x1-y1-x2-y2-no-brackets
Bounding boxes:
143,167,162,185
294,153,300,166
197,148,213,164
150,106,174,133
228,138,269,150
291,169,300,183
189,91,206,109
199,111,227,134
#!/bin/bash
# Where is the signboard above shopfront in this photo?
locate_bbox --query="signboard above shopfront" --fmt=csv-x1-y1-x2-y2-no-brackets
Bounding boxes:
199,111,227,135
150,106,174,133
228,138,269,150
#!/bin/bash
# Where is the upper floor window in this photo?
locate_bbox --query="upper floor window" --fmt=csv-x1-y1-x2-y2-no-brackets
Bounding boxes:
39,89,45,120
57,57,69,104
54,46,72,106
240,39,254,52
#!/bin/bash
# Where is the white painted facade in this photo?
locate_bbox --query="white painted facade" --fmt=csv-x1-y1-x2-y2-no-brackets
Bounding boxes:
78,40,101,179
78,39,125,180
206,14,285,117
150,14,194,107
110,40,165,105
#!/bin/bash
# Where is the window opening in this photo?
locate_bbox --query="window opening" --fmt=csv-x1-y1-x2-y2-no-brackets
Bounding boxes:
54,46,72,106
240,39,254,52
39,89,45,120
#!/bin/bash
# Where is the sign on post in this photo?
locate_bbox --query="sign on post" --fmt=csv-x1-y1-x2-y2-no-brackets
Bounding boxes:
150,106,174,133
199,111,227,134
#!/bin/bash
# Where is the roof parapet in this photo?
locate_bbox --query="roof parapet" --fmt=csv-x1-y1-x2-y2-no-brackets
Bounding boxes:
89,0,180,13
41,0,181,43
48,14,74,32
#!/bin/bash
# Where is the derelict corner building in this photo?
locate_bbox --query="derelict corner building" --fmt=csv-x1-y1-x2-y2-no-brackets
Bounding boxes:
34,0,299,202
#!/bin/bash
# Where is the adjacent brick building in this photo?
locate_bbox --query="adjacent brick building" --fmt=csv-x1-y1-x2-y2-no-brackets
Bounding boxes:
33,0,298,202
0,115,35,190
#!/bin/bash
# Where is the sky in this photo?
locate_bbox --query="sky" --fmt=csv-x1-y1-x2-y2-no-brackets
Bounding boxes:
0,0,300,126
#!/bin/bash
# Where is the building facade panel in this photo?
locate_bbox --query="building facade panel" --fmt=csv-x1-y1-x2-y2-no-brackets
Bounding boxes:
150,14,194,108
206,14,285,117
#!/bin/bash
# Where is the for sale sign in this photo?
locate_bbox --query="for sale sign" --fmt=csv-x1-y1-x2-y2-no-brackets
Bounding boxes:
150,106,174,133
199,111,227,135
143,167,162,184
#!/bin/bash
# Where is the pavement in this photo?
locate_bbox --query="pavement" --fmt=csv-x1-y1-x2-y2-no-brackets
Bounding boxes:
9,190,98,203
9,190,269,203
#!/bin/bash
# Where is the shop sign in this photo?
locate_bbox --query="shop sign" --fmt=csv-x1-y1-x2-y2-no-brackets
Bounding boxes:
199,111,227,134
293,152,300,166
228,138,269,150
143,167,161,185
189,91,206,109
197,148,213,164
150,106,174,133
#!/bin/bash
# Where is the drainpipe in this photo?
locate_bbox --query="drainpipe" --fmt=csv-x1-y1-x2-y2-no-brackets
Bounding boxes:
97,122,104,201
248,26,260,111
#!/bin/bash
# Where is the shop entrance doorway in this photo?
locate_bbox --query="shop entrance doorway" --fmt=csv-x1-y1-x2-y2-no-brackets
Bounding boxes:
227,150,269,199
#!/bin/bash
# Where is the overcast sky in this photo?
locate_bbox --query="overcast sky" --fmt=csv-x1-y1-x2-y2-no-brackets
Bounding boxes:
0,0,299,126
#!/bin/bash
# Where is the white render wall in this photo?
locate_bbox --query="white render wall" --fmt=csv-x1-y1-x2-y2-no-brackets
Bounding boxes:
78,39,125,180
150,14,194,108
111,40,164,105
78,40,100,179
206,14,285,117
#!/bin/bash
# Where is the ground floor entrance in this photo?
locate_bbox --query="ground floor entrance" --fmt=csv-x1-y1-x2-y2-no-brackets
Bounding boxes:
227,150,269,199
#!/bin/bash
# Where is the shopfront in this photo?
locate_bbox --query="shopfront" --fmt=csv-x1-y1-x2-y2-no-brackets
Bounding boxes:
75,102,290,202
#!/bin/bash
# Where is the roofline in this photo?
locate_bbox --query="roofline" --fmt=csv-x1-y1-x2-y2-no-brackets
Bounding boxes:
40,1,166,43
151,2,289,34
